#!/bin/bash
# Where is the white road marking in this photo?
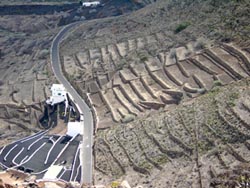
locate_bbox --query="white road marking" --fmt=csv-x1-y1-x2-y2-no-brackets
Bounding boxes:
58,167,66,179
44,136,64,165
4,144,18,161
12,147,24,165
0,146,6,155
20,142,46,165
0,161,9,169
70,146,80,181
49,136,56,144
21,155,28,164
74,164,81,182
20,131,45,143
32,135,77,175
27,135,44,151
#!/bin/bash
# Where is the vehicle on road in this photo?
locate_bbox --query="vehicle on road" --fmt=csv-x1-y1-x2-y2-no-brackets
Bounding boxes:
82,1,100,8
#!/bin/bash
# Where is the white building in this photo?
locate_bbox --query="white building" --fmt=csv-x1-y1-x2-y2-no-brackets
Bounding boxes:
46,84,67,106
82,1,100,7
51,84,66,97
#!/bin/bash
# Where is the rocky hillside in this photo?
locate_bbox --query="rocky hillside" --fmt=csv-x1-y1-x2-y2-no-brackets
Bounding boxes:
61,0,250,54
59,0,250,187
0,14,61,147
61,39,250,129
60,0,250,128
0,0,154,149
94,78,250,187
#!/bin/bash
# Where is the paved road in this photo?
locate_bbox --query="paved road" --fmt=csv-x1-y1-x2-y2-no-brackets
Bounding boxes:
50,22,93,185
0,131,46,168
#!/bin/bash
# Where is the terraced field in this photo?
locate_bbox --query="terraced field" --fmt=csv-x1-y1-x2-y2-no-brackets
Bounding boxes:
56,0,250,186
62,39,250,128
0,25,59,146
93,79,250,187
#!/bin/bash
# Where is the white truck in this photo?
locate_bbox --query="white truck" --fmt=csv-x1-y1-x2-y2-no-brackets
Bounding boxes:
82,1,100,8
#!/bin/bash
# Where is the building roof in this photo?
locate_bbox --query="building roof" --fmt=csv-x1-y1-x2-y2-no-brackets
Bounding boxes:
46,95,65,105
67,122,83,137
51,84,65,92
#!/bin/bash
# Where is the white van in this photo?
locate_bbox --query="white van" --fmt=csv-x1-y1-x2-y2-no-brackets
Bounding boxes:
82,1,100,8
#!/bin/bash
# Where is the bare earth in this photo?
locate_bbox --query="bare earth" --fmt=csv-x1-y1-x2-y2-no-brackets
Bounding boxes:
0,0,250,187
59,0,250,187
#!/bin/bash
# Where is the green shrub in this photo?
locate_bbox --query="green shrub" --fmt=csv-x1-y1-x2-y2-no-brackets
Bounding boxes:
138,52,149,62
117,60,127,70
228,92,239,107
212,80,223,88
140,56,148,62
174,22,191,34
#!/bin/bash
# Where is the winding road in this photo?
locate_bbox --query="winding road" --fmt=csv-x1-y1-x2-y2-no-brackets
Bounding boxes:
50,22,93,185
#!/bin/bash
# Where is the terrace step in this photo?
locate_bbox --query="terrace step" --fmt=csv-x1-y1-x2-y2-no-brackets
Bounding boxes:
146,69,173,90
205,48,245,80
89,48,102,65
136,37,146,49
225,107,250,135
226,144,248,163
176,61,190,77
128,39,137,52
119,84,144,112
116,42,128,57
117,107,129,118
113,87,139,116
146,34,158,45
164,66,183,86
130,79,155,102
192,74,207,91
221,43,250,73
119,68,138,83
114,134,151,174
100,46,110,65
215,46,249,77
183,83,200,93
105,130,131,169
75,51,90,67
228,143,250,162
100,90,121,122
189,58,218,75
217,108,250,139
140,76,158,99
159,93,177,105
107,44,121,67
139,101,165,110
129,63,148,77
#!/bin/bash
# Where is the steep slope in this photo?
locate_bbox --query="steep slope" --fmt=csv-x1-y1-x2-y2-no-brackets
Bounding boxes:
60,0,250,128
94,79,250,187
58,0,250,187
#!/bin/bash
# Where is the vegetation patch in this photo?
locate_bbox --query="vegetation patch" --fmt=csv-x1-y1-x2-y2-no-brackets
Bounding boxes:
174,22,191,34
